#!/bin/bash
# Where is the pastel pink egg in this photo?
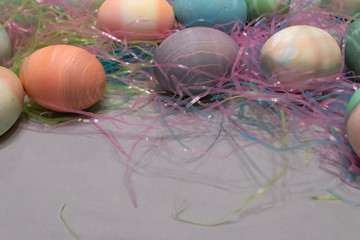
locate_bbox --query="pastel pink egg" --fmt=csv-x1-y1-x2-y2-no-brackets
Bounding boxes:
19,45,106,112
0,67,24,136
97,0,175,41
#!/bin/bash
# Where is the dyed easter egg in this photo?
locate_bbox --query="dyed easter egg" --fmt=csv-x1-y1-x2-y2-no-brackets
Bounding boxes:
0,67,24,136
19,45,106,112
0,28,12,65
319,0,360,16
346,89,360,158
245,0,289,20
67,0,105,8
346,18,360,76
260,25,341,90
153,27,239,96
172,0,247,31
97,0,175,41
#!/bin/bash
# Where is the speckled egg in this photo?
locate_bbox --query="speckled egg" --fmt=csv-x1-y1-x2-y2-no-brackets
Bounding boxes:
172,0,247,31
245,0,289,20
346,89,360,158
260,25,342,89
19,45,106,112
0,67,24,136
153,27,239,96
0,28,12,65
346,18,360,77
97,0,175,41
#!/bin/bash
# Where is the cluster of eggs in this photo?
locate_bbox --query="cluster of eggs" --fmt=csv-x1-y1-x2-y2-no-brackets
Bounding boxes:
1,0,360,161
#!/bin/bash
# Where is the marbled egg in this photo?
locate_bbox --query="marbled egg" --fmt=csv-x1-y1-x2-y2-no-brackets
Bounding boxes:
0,67,24,136
346,18,360,77
260,25,341,90
19,45,106,112
245,0,289,20
153,27,239,96
172,0,247,31
0,28,12,65
346,89,360,158
97,0,175,41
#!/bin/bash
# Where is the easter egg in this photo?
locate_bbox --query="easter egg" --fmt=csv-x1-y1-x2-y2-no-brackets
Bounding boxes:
0,67,24,136
260,25,341,90
153,27,239,96
0,28,12,65
67,0,105,8
19,45,106,112
346,89,360,158
97,0,175,41
172,0,247,31
244,0,290,20
346,18,360,77
319,0,360,16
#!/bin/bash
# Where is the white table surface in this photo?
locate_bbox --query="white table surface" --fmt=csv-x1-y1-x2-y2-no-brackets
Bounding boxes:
0,107,359,240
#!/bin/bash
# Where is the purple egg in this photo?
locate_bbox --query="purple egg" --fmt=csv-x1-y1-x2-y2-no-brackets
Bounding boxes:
153,27,239,96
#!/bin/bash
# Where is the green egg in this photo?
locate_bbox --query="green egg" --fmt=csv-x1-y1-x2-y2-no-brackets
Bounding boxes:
346,89,360,120
345,18,360,78
244,0,290,21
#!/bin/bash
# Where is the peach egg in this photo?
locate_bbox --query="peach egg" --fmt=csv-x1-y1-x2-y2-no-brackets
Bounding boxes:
0,67,24,136
97,0,175,41
19,45,106,112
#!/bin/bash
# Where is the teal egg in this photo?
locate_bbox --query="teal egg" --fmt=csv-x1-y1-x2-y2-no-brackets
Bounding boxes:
346,18,360,77
244,0,289,20
172,0,247,31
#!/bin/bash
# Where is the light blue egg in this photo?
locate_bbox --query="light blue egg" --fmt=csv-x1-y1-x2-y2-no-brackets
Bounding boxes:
0,28,12,65
173,0,247,32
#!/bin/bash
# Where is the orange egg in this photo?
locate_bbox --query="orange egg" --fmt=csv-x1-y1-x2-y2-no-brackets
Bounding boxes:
19,45,106,112
97,0,175,41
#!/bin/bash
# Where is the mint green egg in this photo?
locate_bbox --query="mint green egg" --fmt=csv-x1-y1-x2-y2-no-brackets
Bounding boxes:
346,89,360,120
244,0,289,20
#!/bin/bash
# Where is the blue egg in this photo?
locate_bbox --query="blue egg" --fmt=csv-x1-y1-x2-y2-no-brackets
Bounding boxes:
173,0,247,31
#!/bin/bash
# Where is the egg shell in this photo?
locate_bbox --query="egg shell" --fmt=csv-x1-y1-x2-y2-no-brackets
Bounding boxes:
0,28,12,65
260,25,342,90
97,0,175,41
0,67,24,136
153,27,239,96
244,0,289,20
172,0,247,31
346,89,360,158
346,18,360,77
19,45,106,112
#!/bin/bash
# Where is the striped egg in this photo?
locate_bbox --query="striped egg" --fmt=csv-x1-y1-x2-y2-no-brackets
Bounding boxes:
346,89,360,158
245,0,289,20
153,27,239,96
19,45,106,112
0,67,24,136
260,25,341,90
97,0,175,41
0,28,12,65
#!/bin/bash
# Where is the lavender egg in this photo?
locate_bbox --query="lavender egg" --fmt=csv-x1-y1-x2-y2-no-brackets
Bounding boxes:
153,27,239,96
